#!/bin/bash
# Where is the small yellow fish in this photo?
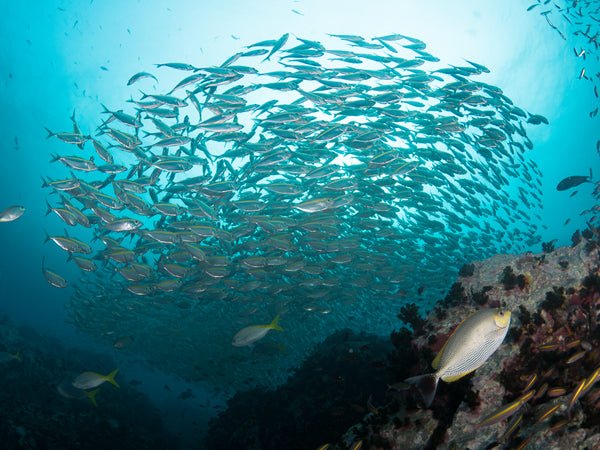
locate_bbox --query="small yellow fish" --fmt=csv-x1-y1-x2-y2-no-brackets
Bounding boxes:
0,351,20,363
405,308,511,407
232,315,283,347
73,369,119,389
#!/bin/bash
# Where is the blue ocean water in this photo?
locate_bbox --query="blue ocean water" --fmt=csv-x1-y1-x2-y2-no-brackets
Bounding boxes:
1,0,599,448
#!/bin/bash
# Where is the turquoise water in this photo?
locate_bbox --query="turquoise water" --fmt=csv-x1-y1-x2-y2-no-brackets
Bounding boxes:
1,0,599,447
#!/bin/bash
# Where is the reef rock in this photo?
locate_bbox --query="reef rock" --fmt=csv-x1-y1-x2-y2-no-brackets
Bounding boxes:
342,237,600,449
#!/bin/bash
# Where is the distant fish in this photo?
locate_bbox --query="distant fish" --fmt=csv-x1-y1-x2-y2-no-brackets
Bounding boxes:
557,169,592,191
57,382,100,406
113,335,134,349
73,369,119,389
405,308,511,407
0,205,25,222
127,71,158,86
42,257,68,288
0,351,20,363
232,315,284,347
252,342,286,358
178,388,194,400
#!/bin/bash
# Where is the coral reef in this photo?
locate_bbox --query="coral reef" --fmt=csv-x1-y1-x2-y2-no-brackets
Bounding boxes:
338,236,600,449
205,330,394,450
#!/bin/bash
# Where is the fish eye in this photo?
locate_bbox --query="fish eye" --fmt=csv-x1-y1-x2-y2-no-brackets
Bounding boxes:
498,310,504,316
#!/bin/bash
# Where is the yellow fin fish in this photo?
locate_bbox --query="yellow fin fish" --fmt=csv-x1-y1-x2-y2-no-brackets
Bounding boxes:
405,308,511,407
73,369,119,389
232,315,284,347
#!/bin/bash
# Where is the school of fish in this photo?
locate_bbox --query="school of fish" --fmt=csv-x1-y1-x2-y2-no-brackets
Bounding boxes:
41,33,546,394
528,0,600,149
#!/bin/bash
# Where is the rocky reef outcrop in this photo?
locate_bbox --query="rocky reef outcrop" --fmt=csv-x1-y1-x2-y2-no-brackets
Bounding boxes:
341,235,600,449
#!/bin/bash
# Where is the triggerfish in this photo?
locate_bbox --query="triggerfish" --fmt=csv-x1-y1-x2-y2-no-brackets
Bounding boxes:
232,315,284,347
405,308,511,407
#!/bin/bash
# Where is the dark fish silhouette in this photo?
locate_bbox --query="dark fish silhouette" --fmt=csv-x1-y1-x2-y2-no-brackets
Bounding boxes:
557,169,592,191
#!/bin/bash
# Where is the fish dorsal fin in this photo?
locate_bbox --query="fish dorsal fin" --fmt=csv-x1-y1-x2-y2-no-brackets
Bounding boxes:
432,310,478,370
431,338,448,370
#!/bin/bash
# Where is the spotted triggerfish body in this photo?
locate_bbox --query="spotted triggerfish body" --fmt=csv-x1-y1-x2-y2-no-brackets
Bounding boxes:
556,168,592,191
405,308,511,407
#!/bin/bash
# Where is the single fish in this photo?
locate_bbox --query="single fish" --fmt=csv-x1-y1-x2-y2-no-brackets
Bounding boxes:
0,351,20,363
0,205,25,222
73,369,119,389
42,257,68,288
127,71,158,86
405,308,511,407
557,169,592,191
232,315,284,347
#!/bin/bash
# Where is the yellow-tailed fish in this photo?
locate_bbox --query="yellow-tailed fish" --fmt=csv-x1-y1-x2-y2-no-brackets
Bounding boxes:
85,388,100,407
232,315,283,347
405,308,511,407
0,351,20,363
73,369,119,389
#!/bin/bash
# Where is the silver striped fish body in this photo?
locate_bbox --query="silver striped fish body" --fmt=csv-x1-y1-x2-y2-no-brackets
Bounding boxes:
405,308,511,407
437,308,511,381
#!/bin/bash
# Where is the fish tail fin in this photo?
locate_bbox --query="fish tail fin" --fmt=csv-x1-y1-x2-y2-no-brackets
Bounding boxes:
11,351,20,362
405,373,439,408
85,388,100,407
45,199,53,216
269,314,284,332
44,230,51,244
44,127,54,139
105,369,120,388
277,342,286,354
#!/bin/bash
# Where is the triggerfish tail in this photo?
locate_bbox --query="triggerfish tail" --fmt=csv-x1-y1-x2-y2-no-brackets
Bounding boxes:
85,388,100,407
268,314,284,332
405,373,439,408
104,369,120,388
